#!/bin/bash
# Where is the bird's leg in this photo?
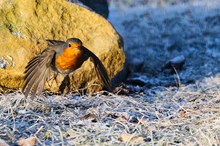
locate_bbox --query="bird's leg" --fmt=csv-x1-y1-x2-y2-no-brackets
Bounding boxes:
46,72,59,88
59,75,70,94
53,72,59,86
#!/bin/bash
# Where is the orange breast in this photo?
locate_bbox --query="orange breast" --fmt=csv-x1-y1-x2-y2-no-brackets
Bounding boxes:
55,47,83,71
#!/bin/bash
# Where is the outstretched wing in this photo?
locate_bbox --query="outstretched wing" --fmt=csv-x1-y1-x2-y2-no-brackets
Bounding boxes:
82,46,112,91
22,48,56,99
46,39,65,46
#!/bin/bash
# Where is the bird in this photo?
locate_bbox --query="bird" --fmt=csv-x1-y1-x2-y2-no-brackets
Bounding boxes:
22,38,112,99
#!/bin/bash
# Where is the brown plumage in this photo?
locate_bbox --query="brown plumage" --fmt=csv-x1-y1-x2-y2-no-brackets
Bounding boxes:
22,38,112,99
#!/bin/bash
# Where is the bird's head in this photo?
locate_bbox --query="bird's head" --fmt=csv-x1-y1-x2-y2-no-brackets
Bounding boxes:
66,38,83,48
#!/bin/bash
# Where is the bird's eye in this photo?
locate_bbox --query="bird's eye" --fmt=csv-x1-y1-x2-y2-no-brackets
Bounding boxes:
68,43,71,47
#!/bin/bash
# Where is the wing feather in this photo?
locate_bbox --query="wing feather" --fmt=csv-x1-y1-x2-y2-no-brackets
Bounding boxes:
82,46,112,91
22,48,56,98
46,40,65,46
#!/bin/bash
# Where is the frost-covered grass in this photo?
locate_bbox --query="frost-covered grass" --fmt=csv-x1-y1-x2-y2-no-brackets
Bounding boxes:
1,0,220,145
1,80,220,145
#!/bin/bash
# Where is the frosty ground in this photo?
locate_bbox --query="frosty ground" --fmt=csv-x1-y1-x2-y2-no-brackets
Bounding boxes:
1,1,220,145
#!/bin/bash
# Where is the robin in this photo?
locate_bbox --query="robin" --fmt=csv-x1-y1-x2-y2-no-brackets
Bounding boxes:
22,38,112,99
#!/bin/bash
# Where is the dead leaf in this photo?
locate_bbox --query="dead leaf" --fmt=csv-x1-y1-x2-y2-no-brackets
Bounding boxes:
179,111,186,118
80,108,98,121
115,116,128,122
118,134,145,143
113,85,130,95
18,137,37,146
0,139,9,146
179,84,186,87
80,113,97,120
87,108,97,114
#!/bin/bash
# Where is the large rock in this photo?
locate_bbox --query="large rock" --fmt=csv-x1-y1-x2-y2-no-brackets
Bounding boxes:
0,0,125,93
